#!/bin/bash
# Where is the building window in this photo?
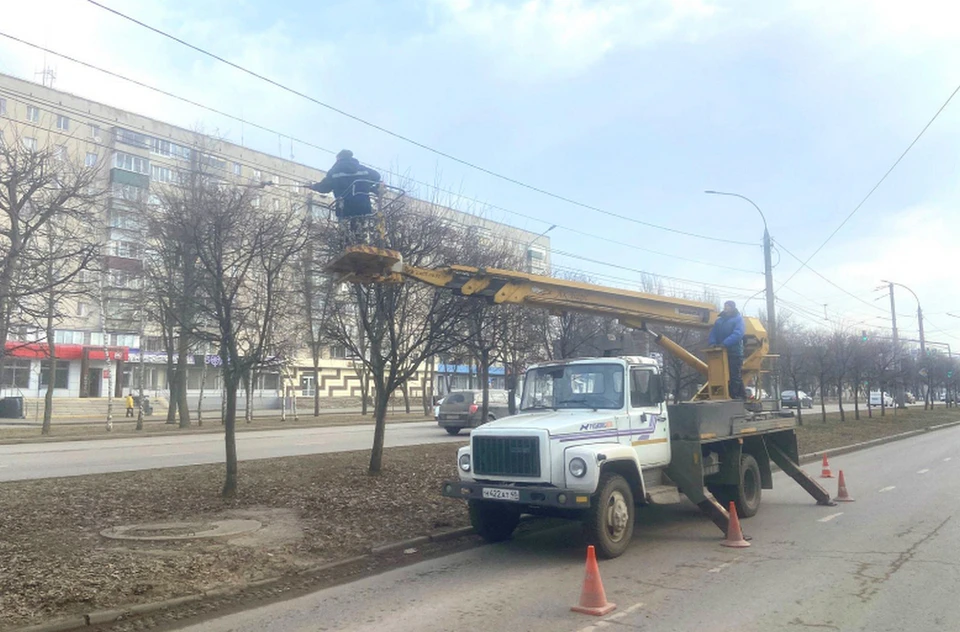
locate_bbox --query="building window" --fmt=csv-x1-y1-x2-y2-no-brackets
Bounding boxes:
1,359,31,389
114,334,139,347
330,345,347,359
253,169,261,181
233,162,242,176
56,115,70,131
26,105,39,123
252,196,261,209
527,247,546,273
151,165,176,183
114,128,150,148
112,241,142,259
111,183,146,203
22,137,37,151
108,210,142,231
114,152,150,175
85,152,98,167
54,330,85,345
0,98,6,116
90,124,100,139
255,372,280,391
76,302,89,317
54,145,67,161
107,270,142,288
272,198,280,211
89,332,105,346
39,360,70,389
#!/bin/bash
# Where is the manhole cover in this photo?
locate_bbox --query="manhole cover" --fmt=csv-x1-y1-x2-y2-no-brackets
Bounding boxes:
101,519,262,541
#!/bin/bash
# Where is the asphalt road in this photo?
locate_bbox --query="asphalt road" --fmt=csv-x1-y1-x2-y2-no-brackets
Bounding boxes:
172,424,960,632
0,421,464,481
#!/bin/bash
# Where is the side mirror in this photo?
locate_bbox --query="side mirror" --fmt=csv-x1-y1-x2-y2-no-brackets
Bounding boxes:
650,373,666,404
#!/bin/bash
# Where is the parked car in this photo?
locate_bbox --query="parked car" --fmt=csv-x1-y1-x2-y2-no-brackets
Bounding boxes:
869,391,895,407
904,392,916,404
437,389,512,435
745,386,769,401
781,390,813,409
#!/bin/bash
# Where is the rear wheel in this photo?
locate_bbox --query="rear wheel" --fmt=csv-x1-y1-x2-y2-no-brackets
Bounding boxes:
583,472,635,559
444,426,461,436
468,500,521,543
709,454,762,518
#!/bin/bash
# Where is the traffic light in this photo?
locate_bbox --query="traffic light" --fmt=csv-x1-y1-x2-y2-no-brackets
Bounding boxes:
861,330,868,342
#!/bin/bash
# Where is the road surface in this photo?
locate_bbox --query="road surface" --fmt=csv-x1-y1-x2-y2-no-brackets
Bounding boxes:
0,421,463,481
171,424,960,632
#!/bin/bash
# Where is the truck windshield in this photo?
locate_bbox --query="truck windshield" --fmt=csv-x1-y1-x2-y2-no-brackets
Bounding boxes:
520,363,624,410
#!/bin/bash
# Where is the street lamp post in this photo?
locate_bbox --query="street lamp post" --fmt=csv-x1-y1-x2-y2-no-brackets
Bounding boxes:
704,191,776,353
882,280,927,408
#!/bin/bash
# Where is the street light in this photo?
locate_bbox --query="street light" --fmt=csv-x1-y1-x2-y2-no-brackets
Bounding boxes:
704,190,776,353
881,279,927,408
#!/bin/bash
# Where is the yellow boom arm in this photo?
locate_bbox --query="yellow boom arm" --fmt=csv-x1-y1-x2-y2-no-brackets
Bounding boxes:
329,246,770,401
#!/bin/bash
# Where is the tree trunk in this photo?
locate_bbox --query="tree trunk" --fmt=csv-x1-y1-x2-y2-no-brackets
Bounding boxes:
279,369,287,422
42,294,56,435
480,349,491,422
818,376,827,423
312,356,321,417
422,356,433,416
222,376,239,498
853,379,860,421
197,358,208,427
880,381,886,417
175,333,191,428
401,381,411,414
836,378,845,422
368,385,390,474
165,360,177,425
244,371,253,423
360,366,369,416
792,377,803,426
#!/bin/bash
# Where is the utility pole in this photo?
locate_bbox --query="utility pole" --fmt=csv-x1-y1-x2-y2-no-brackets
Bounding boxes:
763,227,776,353
886,282,904,409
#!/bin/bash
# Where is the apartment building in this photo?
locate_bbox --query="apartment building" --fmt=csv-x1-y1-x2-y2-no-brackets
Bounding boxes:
0,72,551,405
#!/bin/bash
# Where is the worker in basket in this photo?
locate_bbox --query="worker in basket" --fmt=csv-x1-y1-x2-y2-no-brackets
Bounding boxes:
307,150,382,241
709,300,746,399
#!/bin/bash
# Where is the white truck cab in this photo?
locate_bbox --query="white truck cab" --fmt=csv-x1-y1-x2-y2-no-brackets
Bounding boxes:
443,356,675,558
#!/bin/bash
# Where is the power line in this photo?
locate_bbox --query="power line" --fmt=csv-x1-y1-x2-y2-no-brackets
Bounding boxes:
772,238,888,314
0,33,764,273
777,79,960,290
75,3,757,248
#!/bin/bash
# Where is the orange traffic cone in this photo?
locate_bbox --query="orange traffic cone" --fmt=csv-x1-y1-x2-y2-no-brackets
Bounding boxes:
834,470,855,502
721,501,750,548
571,545,616,616
820,454,833,478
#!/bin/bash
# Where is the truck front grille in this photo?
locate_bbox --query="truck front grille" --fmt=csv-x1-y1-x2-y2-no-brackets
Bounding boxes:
473,436,541,477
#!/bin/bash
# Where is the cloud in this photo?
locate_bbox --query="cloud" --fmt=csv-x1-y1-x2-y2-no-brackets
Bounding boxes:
426,0,719,81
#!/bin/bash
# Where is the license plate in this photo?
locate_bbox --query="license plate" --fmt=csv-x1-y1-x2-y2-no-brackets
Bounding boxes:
482,487,520,502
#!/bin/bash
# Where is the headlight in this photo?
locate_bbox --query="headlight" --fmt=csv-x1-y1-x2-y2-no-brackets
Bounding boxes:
459,454,471,472
569,457,587,478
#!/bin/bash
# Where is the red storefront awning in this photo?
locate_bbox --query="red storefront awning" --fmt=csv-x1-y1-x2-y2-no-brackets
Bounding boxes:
4,342,128,361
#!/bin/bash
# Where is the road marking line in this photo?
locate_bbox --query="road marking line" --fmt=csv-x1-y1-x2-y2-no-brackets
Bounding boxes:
879,486,896,493
944,457,952,462
708,561,733,573
818,512,844,523
624,603,644,614
606,612,627,621
150,452,198,458
917,469,930,474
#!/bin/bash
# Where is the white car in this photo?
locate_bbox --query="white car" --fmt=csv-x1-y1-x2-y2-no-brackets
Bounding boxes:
869,391,894,407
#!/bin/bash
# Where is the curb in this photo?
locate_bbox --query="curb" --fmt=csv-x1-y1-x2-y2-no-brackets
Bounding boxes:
6,527,475,632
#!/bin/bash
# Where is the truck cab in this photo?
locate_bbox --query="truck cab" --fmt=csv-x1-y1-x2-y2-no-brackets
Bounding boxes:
443,356,674,558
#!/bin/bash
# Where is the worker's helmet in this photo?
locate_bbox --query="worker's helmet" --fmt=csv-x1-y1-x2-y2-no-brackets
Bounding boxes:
336,149,354,160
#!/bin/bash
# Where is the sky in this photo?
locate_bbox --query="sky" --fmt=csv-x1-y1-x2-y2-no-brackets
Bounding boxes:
1,0,959,346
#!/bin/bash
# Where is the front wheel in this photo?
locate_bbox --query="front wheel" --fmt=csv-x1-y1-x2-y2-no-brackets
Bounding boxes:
583,472,635,559
444,426,461,436
468,500,521,543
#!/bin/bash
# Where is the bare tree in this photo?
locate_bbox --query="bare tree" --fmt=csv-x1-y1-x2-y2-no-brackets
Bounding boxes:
806,330,834,423
169,177,306,496
779,324,813,425
831,328,855,422
0,133,102,431
324,203,467,474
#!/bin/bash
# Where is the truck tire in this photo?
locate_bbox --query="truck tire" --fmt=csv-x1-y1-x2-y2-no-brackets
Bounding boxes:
445,427,461,436
468,500,521,543
708,454,762,518
583,472,635,559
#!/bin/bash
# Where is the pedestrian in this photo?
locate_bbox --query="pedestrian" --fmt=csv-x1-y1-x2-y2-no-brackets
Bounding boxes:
125,392,135,418
306,150,381,239
708,300,746,399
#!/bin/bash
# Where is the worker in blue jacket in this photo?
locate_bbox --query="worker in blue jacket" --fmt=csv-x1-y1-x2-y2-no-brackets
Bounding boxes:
709,300,746,399
307,150,381,230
